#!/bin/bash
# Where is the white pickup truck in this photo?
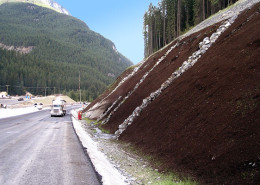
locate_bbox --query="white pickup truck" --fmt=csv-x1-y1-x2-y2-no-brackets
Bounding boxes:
50,99,66,117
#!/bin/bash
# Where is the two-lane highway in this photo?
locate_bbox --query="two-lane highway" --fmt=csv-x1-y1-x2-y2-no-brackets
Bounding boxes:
0,107,101,185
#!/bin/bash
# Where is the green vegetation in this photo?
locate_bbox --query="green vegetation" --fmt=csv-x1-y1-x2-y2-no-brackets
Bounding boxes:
0,2,132,101
83,117,101,125
154,175,198,185
121,142,199,185
83,117,95,124
83,117,109,134
98,125,110,134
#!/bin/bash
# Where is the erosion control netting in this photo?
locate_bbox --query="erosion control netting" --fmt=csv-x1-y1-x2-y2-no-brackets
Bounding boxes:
102,24,222,133
119,4,260,184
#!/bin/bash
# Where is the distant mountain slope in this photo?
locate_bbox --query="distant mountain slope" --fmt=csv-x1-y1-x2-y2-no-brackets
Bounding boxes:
0,2,132,99
0,0,69,14
83,1,260,184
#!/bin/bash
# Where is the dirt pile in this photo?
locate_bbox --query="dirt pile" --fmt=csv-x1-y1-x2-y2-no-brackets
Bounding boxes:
83,2,260,184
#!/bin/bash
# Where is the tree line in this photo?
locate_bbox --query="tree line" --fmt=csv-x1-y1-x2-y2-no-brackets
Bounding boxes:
0,49,106,101
143,0,238,57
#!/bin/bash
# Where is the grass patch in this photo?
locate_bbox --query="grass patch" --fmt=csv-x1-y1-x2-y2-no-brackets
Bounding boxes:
98,125,110,134
83,117,95,124
83,117,110,134
154,175,198,185
83,117,101,125
92,129,97,134
120,142,199,185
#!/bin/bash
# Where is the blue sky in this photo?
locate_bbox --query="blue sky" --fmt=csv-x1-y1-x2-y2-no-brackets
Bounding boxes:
55,0,159,64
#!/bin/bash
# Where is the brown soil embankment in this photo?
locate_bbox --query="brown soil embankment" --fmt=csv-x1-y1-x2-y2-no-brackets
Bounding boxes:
83,3,260,184
120,5,260,184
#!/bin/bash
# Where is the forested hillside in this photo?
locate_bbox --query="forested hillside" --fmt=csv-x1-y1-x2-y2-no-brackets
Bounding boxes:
144,0,239,57
0,2,132,100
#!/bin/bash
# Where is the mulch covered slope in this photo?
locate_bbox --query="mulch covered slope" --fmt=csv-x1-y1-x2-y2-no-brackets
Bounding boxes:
84,43,171,115
102,24,222,132
119,4,260,185
82,66,136,115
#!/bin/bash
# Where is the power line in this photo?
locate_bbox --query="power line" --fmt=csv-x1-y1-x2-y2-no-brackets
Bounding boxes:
0,85,80,91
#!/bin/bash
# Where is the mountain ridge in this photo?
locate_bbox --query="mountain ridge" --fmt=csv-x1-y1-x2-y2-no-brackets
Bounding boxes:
0,0,69,15
0,2,132,100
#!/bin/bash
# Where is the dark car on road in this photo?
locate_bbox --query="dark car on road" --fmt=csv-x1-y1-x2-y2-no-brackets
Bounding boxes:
0,104,7,108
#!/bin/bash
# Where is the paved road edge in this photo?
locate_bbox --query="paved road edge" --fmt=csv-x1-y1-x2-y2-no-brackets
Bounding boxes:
71,110,128,185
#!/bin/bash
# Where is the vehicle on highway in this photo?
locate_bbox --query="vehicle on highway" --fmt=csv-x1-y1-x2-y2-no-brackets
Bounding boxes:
37,103,43,110
0,104,7,109
18,97,24,101
51,98,66,117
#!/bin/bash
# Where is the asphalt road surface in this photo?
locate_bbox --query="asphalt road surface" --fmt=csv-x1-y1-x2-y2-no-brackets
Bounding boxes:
0,99,19,106
0,106,101,185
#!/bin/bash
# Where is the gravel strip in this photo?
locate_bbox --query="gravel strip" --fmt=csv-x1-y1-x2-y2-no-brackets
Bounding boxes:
80,120,181,185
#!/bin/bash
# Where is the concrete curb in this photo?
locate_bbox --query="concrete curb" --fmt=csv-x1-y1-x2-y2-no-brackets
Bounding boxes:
71,110,128,185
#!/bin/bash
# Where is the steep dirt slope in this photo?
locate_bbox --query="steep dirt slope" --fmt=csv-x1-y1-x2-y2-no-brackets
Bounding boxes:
120,4,260,184
83,2,260,184
84,46,168,120
102,24,222,133
83,66,134,118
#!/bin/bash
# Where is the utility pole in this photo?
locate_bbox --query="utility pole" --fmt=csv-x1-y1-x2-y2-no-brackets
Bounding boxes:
79,71,81,103
6,85,10,95
45,87,47,97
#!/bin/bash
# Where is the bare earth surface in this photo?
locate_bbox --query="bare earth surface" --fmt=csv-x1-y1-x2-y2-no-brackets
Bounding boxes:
120,4,260,184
